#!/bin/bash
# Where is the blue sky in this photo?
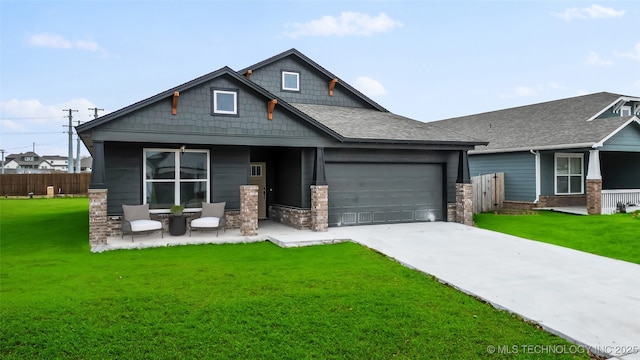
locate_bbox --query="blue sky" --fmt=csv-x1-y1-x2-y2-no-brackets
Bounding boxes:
1,0,639,158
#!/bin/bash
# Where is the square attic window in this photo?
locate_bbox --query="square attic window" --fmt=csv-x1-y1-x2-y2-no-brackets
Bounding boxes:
212,89,237,115
282,71,300,91
620,105,631,117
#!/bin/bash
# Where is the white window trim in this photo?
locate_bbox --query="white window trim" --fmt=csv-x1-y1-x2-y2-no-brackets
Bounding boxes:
554,153,584,195
282,71,300,91
213,89,237,115
143,148,210,213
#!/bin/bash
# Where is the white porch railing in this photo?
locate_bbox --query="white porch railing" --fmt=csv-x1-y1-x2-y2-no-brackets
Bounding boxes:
601,189,640,214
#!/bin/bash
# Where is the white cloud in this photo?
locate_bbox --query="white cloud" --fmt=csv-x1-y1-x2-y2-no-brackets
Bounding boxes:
353,76,387,97
586,51,614,66
513,86,537,97
553,4,624,20
284,12,402,38
614,42,640,62
28,33,104,53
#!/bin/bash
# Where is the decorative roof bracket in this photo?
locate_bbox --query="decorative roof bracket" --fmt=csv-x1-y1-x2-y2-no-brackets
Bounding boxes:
268,99,277,120
172,91,180,115
329,78,338,96
245,70,252,79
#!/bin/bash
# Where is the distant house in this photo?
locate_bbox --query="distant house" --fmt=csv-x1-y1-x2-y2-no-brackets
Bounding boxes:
3,152,53,173
431,92,640,214
77,48,486,245
42,155,70,172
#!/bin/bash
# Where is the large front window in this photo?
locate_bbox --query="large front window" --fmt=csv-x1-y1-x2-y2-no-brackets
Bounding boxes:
555,153,583,195
144,149,209,210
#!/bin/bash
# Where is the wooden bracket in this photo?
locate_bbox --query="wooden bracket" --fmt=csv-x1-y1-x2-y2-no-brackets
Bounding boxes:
245,70,252,80
172,91,180,115
268,99,277,120
329,78,338,96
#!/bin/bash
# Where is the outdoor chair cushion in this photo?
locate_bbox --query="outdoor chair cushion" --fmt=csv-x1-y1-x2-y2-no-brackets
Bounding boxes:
122,204,151,221
190,217,220,229
201,202,226,218
129,219,163,232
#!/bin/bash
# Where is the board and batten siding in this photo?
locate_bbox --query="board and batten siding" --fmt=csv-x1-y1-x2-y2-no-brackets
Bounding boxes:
469,152,536,202
104,142,143,215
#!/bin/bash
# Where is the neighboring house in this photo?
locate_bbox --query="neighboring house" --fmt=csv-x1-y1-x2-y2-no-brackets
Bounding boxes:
3,152,53,172
77,48,486,245
431,92,640,214
80,157,92,172
42,155,70,172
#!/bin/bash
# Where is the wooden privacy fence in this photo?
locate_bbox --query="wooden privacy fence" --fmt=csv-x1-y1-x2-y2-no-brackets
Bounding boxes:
0,173,91,196
471,172,504,213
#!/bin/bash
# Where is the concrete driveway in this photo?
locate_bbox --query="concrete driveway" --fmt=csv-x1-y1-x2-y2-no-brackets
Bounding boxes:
273,222,640,360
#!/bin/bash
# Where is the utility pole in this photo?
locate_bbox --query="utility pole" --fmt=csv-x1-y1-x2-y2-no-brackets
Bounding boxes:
63,109,78,173
75,120,82,173
1,149,5,174
88,107,104,119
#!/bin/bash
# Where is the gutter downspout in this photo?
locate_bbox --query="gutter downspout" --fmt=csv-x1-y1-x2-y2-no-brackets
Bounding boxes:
530,149,541,203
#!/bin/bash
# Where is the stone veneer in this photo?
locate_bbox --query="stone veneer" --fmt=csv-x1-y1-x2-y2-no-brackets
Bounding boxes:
455,183,473,226
586,179,602,215
269,205,311,230
537,194,586,208
310,185,328,232
88,189,108,245
240,185,258,236
447,203,457,222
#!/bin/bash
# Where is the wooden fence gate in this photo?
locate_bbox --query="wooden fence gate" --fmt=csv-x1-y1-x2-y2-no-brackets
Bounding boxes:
471,172,504,213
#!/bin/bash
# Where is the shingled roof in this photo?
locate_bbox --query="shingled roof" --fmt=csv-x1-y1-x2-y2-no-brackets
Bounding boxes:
292,103,485,145
430,92,639,153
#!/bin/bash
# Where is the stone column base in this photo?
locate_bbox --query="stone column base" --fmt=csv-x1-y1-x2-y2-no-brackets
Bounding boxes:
88,189,108,245
240,185,258,236
586,179,602,215
456,183,473,226
310,185,328,232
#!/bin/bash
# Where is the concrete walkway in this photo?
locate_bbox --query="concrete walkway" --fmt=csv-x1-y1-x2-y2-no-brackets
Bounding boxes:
98,221,640,359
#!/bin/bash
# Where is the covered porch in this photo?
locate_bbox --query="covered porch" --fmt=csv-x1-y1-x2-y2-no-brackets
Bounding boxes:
586,149,640,215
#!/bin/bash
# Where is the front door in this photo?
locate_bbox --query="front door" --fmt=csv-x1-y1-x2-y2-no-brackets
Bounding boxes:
249,162,267,219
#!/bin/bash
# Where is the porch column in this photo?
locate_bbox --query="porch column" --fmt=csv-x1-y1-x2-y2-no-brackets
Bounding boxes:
240,185,258,236
88,189,108,245
310,185,328,232
586,150,602,215
89,141,106,188
455,151,474,225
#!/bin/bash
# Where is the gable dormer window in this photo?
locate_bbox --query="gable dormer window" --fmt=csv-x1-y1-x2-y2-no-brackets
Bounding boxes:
282,71,300,91
212,88,238,115
620,105,631,117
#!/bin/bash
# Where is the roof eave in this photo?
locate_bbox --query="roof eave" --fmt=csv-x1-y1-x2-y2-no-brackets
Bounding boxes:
470,142,596,155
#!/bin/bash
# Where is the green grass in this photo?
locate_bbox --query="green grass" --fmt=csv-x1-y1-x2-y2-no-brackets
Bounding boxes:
475,210,640,264
1,198,588,359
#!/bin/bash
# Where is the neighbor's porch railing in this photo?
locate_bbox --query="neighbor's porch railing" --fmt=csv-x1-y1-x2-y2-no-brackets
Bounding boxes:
601,189,640,214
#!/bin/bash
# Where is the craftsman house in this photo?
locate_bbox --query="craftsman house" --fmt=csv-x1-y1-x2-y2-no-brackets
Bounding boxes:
430,92,640,214
77,49,486,245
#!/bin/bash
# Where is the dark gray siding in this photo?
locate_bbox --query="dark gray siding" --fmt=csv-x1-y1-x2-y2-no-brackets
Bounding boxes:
105,142,143,214
600,122,640,152
469,152,536,201
211,146,249,210
601,152,640,189
248,57,374,109
94,74,333,148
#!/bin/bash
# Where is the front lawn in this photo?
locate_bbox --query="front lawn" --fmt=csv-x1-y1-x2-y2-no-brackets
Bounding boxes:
1,198,588,359
475,210,639,264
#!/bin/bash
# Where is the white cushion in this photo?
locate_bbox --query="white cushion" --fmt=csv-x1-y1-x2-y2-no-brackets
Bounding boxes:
130,219,163,232
191,216,220,228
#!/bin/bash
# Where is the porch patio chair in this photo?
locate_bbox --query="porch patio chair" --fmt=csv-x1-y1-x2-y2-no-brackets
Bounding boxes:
189,202,226,236
121,204,164,241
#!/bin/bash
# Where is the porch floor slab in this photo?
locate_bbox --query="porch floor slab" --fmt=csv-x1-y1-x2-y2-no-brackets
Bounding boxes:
93,220,346,252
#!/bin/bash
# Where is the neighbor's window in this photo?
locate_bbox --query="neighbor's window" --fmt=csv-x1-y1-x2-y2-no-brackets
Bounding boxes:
212,88,237,115
282,71,300,91
555,153,583,195
144,149,210,210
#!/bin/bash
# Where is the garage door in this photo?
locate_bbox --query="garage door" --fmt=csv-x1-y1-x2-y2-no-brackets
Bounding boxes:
326,163,444,227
